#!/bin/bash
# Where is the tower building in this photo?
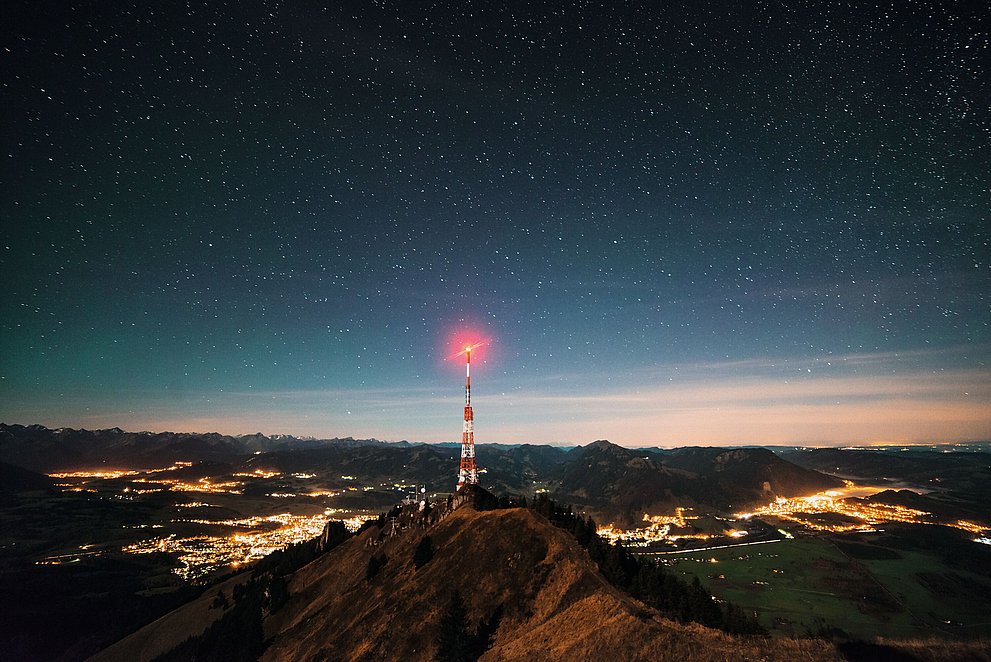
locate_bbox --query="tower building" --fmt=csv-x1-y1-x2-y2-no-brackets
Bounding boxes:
456,344,479,489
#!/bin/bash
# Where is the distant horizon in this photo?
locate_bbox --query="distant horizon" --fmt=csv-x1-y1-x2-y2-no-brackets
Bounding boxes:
4,420,988,451
4,344,990,449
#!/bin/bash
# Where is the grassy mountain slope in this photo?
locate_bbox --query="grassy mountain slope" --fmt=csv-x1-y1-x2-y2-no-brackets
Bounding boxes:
97,499,841,661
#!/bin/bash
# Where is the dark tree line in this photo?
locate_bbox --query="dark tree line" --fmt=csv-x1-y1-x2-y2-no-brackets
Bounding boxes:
527,494,765,636
435,591,503,662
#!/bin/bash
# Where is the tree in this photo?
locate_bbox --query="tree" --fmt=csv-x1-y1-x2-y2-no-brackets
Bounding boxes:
435,591,473,662
470,604,503,659
435,592,502,662
268,575,289,614
366,553,387,581
413,535,434,570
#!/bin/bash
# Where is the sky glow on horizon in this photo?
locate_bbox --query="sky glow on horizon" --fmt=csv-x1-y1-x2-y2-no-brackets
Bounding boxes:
2,2,988,446
5,346,988,447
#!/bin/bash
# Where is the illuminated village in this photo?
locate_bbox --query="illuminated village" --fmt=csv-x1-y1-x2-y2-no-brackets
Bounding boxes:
596,480,990,550
736,488,988,537
121,510,372,580
40,465,381,579
41,458,991,583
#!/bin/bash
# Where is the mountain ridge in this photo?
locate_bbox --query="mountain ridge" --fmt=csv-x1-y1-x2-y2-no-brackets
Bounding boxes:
553,440,842,523
94,498,841,662
1,424,843,522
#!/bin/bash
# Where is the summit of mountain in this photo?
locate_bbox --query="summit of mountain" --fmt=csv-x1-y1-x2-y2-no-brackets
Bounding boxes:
94,495,840,662
574,438,632,455
663,446,843,493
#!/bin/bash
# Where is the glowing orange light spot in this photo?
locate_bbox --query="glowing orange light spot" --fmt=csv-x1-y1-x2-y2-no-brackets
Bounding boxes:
446,339,491,361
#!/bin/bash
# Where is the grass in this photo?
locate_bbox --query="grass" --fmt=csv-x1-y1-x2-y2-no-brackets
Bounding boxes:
857,549,991,636
663,532,991,641
666,538,859,637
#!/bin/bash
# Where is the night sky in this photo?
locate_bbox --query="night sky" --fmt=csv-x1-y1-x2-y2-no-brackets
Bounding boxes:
2,1,988,445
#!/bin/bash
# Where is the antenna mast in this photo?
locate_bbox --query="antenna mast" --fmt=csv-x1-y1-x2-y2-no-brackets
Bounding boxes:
457,345,478,489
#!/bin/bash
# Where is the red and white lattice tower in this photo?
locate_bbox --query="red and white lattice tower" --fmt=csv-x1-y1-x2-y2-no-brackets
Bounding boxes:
456,345,478,489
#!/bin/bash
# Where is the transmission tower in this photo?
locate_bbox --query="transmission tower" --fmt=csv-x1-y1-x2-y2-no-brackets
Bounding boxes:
456,343,482,489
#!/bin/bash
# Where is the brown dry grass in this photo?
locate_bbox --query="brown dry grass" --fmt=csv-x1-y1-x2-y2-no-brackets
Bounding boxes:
872,636,991,661
262,507,841,662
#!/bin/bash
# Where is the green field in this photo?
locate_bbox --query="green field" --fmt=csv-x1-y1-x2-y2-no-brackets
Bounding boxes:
857,548,991,634
661,533,991,640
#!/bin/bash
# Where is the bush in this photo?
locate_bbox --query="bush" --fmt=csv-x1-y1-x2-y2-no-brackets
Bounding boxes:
414,535,435,570
366,554,388,581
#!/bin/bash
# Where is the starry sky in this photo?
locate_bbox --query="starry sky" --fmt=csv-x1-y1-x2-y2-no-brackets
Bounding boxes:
2,1,989,446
